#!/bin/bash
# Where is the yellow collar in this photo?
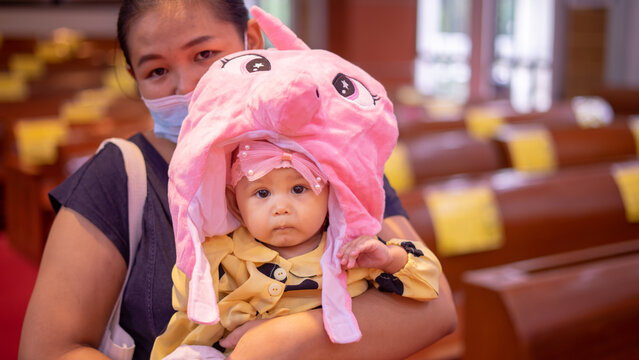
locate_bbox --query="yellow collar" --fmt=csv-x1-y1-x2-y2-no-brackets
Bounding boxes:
232,226,325,277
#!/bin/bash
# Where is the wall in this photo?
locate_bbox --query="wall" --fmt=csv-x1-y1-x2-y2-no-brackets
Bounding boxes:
327,0,418,91
0,4,119,38
554,0,639,98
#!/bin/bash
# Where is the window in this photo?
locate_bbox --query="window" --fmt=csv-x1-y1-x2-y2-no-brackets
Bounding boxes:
493,0,555,112
415,0,472,103
416,0,555,112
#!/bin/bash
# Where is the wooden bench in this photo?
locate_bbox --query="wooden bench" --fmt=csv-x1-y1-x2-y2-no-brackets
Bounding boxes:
0,38,37,70
396,130,508,185
396,99,628,140
3,97,150,263
495,122,637,171
399,161,639,291
3,156,55,262
463,239,639,359
0,37,116,71
395,121,637,188
594,87,639,115
0,52,116,166
0,35,143,252
395,100,509,138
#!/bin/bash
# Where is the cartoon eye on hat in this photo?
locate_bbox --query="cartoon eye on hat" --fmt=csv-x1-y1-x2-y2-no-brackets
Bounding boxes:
221,54,272,74
332,73,379,109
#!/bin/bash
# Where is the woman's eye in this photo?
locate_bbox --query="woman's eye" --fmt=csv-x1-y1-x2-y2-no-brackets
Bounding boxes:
195,50,215,61
256,189,270,198
220,54,271,74
292,185,306,194
332,73,379,109
149,68,167,78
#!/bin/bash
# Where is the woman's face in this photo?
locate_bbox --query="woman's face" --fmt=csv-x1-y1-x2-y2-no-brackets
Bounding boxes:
126,2,245,99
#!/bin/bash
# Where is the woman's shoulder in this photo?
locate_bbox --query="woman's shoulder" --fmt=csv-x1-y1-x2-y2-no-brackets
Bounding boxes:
48,133,153,261
50,138,130,209
50,133,164,209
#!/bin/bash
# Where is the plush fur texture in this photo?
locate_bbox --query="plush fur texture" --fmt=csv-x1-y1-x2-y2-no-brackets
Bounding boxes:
168,6,398,343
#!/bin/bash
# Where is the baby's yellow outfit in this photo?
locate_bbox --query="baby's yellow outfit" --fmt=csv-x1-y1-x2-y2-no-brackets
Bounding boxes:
151,226,441,359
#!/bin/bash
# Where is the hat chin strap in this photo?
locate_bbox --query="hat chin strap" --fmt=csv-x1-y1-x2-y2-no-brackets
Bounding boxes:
186,215,220,325
320,193,362,343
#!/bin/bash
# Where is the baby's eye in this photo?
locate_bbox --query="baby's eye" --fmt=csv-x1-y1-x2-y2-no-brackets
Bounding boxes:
195,50,216,61
256,189,270,198
292,185,307,194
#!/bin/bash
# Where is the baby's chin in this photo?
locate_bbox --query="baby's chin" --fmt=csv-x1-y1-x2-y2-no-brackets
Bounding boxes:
263,230,307,247
259,232,320,256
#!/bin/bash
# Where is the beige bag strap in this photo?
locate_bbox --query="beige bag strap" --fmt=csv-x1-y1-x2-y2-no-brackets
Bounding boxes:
97,138,147,360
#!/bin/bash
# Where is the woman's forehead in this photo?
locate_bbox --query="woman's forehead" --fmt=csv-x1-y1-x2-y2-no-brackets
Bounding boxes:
127,2,238,58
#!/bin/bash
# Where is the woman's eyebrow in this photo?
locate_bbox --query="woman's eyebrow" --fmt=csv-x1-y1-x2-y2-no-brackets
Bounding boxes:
136,36,215,67
182,35,214,50
137,53,162,67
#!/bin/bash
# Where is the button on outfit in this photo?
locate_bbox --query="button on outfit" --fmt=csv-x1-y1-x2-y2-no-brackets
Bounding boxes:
268,282,283,296
274,267,287,281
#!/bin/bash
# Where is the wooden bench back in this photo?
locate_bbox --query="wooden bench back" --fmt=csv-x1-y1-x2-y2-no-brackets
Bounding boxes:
400,162,639,290
463,239,639,359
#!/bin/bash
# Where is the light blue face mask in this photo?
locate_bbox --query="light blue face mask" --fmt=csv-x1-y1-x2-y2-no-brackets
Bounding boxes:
142,33,248,143
142,91,193,143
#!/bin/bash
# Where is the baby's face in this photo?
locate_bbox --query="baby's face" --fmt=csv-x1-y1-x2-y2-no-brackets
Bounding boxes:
234,167,329,256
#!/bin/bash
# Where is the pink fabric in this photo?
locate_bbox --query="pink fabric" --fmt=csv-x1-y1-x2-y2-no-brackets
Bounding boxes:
168,6,398,343
229,140,327,195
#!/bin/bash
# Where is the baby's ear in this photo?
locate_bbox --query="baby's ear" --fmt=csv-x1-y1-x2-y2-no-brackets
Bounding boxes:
226,185,243,223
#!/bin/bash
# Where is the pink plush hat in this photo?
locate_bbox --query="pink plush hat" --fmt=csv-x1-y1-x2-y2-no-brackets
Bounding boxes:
168,6,398,344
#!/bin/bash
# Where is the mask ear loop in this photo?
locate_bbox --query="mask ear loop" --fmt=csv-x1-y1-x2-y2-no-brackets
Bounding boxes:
244,31,248,50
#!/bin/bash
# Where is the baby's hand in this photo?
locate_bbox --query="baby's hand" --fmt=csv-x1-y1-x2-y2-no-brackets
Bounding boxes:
337,235,393,271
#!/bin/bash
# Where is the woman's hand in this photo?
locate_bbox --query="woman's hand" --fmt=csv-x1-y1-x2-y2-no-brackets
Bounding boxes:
219,319,268,350
229,279,456,360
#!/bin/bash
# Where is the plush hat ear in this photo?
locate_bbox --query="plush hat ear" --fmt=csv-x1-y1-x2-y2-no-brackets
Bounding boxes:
250,6,311,51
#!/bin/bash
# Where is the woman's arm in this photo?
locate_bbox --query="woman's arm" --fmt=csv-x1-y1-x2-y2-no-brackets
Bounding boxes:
231,277,456,360
229,215,457,360
19,207,126,360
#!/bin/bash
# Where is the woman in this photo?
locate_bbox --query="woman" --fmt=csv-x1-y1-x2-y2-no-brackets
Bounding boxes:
19,1,456,359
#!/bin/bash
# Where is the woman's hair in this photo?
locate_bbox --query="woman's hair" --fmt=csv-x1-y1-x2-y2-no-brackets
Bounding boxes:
117,0,249,66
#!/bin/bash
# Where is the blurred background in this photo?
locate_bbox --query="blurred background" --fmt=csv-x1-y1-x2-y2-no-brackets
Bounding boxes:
1,0,638,359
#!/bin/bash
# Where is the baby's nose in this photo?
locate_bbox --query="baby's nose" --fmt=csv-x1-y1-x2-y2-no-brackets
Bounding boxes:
273,205,290,216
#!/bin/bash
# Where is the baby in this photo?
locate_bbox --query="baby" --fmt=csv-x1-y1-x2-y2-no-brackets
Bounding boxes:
154,5,443,359
152,140,441,359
